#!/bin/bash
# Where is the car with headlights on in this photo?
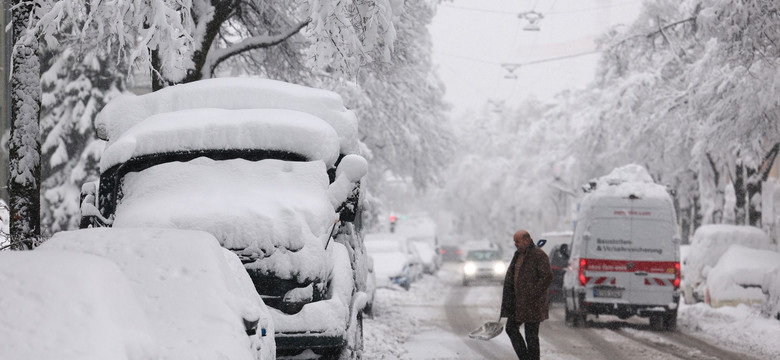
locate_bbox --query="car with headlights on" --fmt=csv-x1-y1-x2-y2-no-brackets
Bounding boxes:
462,249,506,286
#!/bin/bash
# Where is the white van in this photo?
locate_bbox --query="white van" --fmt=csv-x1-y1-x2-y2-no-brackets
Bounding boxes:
562,165,681,331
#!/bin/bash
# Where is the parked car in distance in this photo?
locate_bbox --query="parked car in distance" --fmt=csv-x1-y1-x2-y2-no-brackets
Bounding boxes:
548,244,570,303
438,244,463,262
410,240,440,274
462,249,507,286
365,233,423,290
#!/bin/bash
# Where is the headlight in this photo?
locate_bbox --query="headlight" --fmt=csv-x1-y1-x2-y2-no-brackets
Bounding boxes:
493,261,506,275
463,262,477,276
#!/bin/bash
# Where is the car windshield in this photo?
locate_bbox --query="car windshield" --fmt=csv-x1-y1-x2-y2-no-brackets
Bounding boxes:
466,250,501,261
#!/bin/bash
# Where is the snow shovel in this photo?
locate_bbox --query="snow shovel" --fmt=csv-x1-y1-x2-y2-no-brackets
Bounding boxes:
468,317,504,341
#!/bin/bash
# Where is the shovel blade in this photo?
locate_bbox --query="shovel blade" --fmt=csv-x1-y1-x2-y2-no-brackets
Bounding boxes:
468,321,504,341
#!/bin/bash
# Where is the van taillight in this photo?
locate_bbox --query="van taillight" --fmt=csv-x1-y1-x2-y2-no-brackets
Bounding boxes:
674,262,680,289
579,258,587,286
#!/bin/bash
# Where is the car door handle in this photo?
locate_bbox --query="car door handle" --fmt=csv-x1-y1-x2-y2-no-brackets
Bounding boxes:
634,271,648,276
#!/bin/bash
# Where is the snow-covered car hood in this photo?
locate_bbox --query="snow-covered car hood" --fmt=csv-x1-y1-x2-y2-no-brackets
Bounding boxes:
112,157,338,284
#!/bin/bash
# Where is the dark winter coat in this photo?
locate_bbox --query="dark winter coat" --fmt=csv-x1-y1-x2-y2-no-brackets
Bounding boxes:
500,243,553,323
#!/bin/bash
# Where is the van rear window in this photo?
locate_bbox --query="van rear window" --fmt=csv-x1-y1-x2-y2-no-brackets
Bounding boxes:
588,217,675,261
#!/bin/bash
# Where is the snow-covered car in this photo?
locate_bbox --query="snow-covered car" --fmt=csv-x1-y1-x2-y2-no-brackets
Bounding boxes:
410,240,440,274
1,227,274,360
365,233,422,290
0,249,157,360
462,248,506,285
683,224,774,304
79,78,370,359
705,245,780,308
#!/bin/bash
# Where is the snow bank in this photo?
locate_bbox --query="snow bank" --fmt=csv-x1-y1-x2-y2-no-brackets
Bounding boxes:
100,108,341,172
706,245,780,307
0,251,156,360
679,301,780,359
95,77,359,154
112,158,337,285
39,228,271,360
685,224,774,288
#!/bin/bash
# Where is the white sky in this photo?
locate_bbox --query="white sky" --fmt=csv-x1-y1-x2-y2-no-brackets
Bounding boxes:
429,0,644,115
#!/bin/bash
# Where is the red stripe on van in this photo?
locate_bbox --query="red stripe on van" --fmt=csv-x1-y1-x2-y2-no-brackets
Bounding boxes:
583,259,677,274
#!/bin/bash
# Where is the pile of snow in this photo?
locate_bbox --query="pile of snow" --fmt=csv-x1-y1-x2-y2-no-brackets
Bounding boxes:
599,163,655,184
95,77,359,155
40,228,274,360
684,224,774,292
0,251,156,360
113,158,337,285
100,108,341,171
679,301,780,359
587,163,671,200
706,245,780,308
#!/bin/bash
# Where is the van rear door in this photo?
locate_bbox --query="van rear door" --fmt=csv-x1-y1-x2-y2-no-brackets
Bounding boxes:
625,202,677,306
584,198,677,305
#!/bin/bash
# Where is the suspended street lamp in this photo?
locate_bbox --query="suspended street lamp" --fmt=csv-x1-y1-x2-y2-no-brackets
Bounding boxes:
518,10,544,31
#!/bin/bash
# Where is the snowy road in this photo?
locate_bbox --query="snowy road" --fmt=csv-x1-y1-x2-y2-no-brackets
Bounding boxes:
363,263,773,359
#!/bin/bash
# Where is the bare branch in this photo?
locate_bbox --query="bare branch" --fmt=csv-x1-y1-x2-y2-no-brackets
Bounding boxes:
205,19,310,76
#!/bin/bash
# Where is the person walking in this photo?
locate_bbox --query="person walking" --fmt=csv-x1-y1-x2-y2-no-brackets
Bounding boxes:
500,230,553,360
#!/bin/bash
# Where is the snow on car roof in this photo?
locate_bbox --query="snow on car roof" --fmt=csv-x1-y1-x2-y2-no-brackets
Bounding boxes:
95,77,359,154
111,158,337,285
39,227,267,360
99,108,340,172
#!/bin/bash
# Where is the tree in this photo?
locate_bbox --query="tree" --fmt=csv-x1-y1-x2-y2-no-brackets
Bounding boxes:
39,47,124,235
8,0,42,250
33,0,402,90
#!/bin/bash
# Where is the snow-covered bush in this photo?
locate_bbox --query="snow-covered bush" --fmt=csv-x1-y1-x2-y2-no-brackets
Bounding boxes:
706,245,780,308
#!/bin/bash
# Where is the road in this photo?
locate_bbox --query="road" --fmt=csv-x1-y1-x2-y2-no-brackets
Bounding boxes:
364,263,766,360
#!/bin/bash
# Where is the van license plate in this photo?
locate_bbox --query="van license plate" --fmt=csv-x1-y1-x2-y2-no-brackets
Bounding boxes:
594,288,622,298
